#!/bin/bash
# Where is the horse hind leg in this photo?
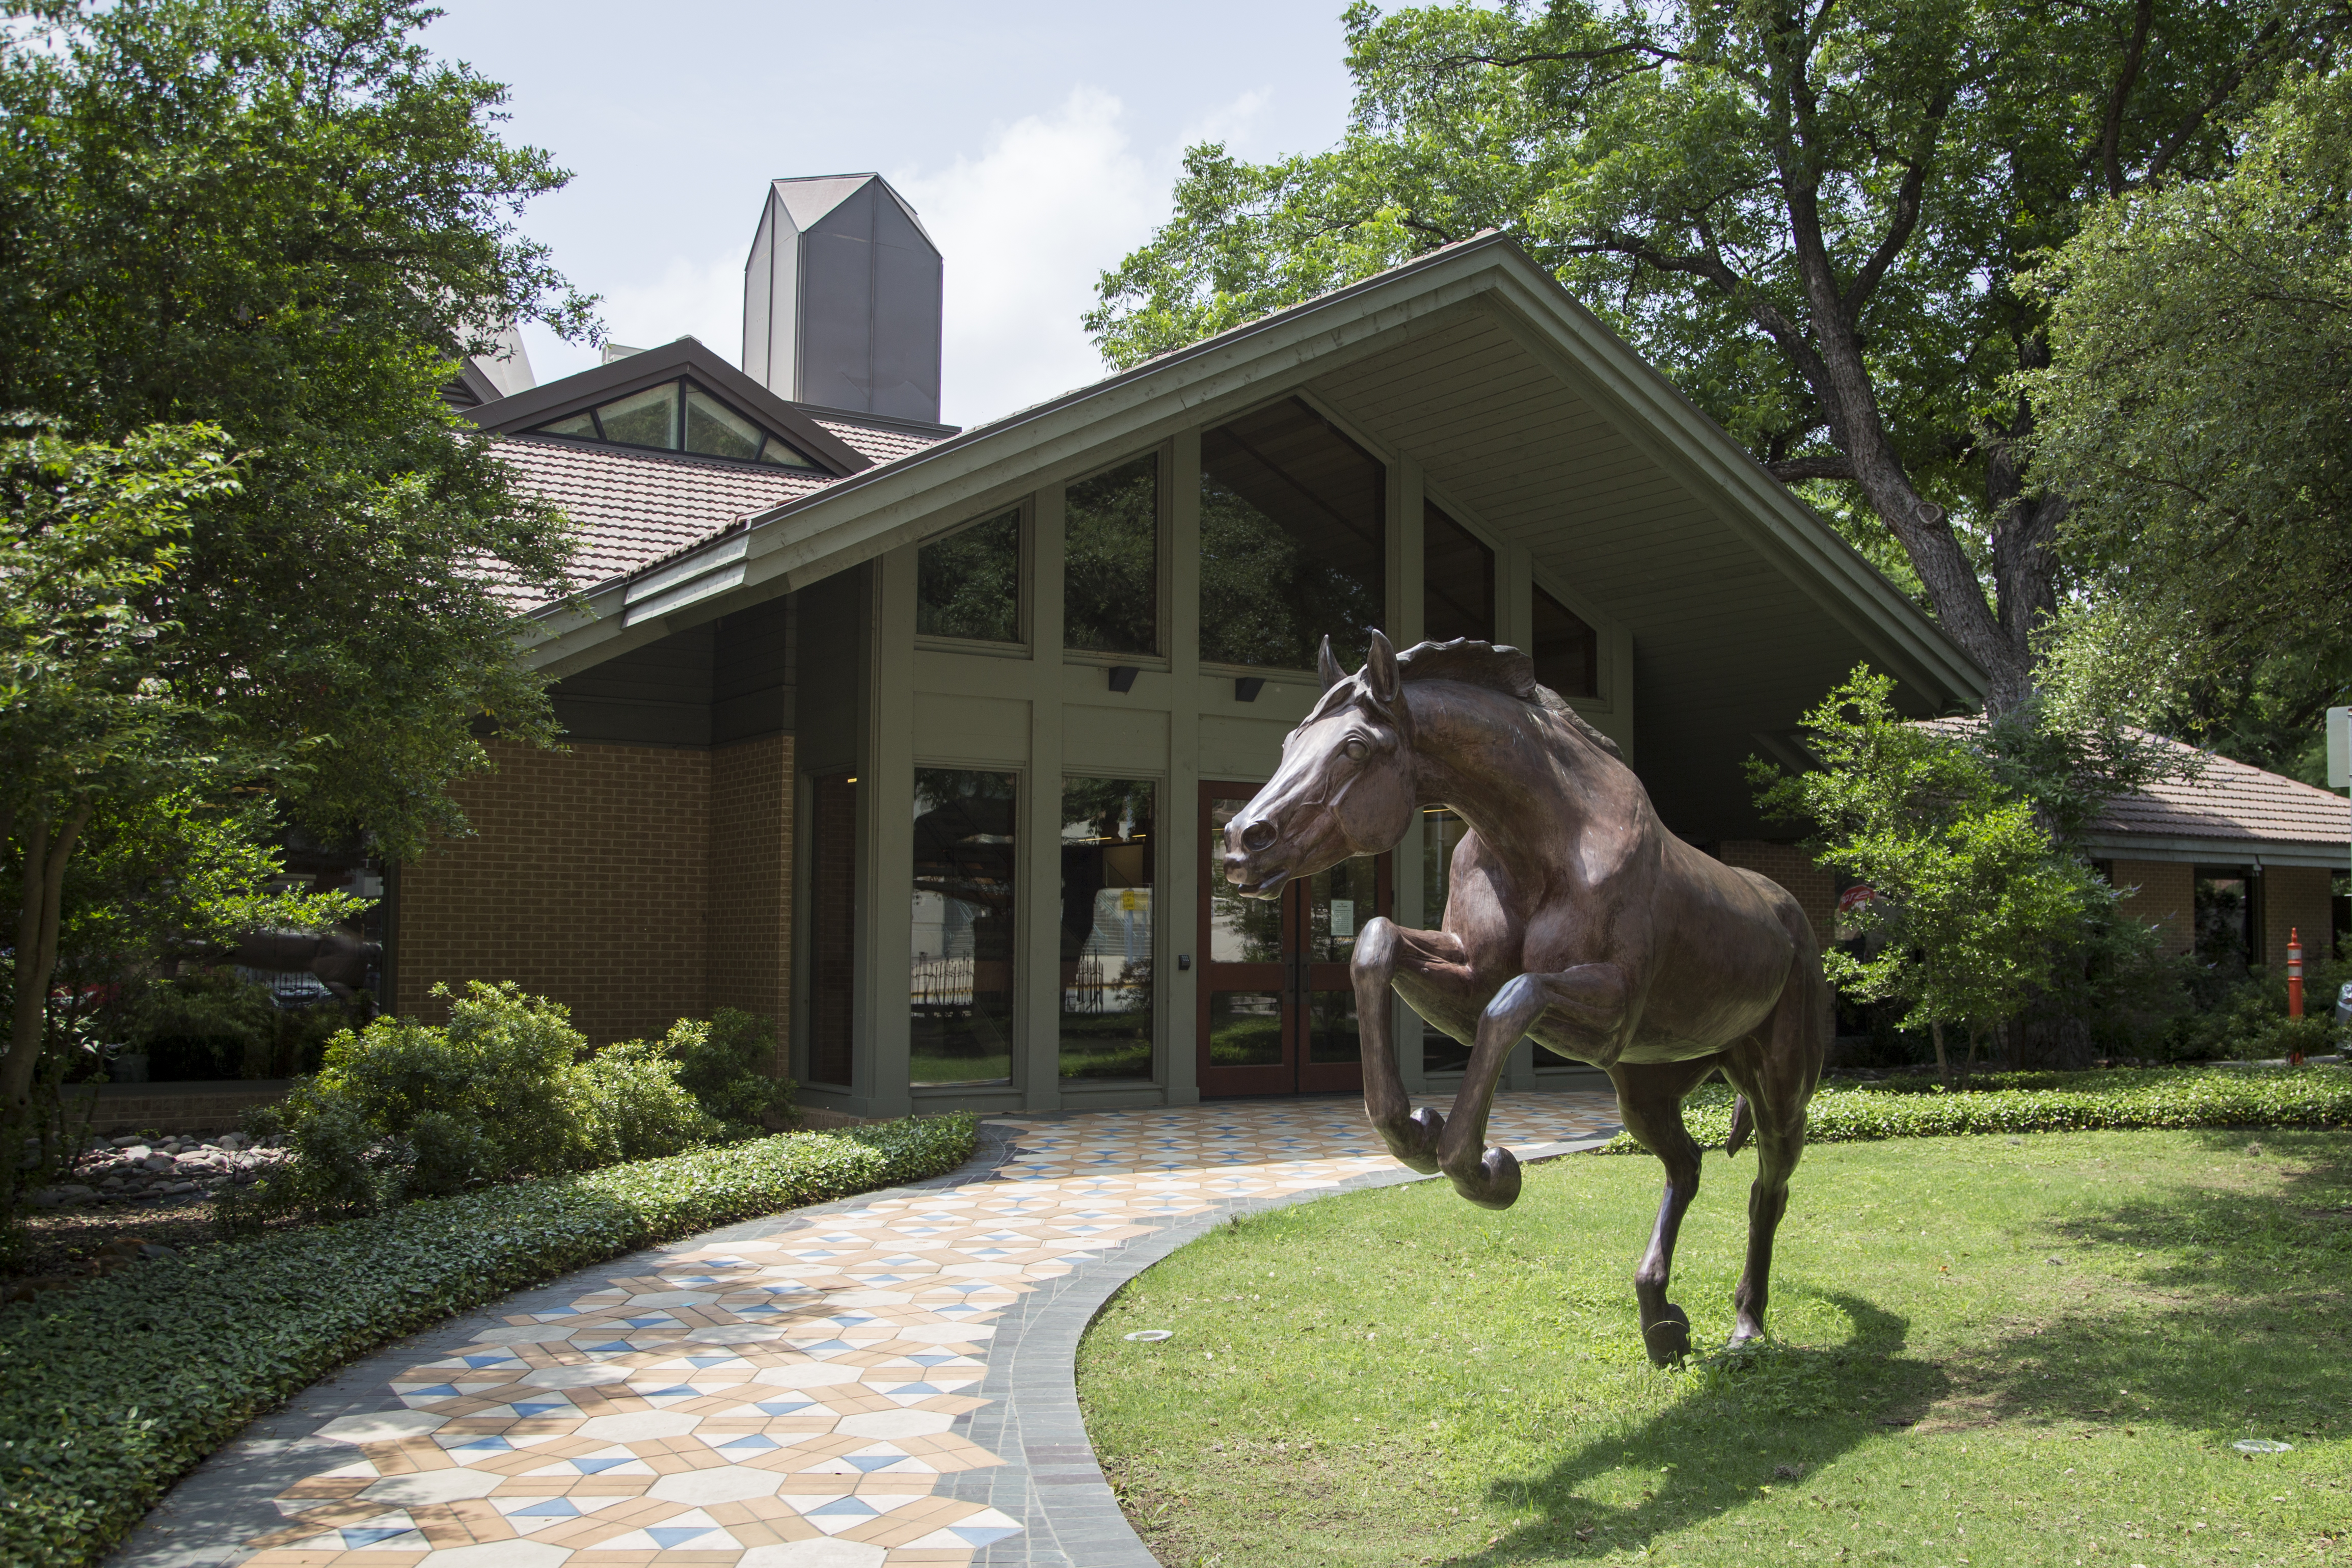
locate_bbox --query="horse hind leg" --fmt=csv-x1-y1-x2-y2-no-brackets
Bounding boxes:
1610,1058,1720,1365
1721,925,1829,1345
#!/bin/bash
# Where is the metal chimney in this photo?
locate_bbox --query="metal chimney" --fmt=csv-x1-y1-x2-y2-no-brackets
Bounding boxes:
742,173,942,423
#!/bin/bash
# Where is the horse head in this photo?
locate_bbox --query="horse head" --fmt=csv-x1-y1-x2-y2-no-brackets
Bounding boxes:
1222,629,1417,900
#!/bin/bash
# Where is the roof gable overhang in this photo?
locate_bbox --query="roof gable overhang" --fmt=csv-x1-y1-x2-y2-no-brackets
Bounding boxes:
463,336,878,477
520,235,1984,722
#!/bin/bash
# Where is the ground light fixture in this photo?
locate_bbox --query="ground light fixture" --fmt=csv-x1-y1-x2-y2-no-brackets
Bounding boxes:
1122,1330,1173,1342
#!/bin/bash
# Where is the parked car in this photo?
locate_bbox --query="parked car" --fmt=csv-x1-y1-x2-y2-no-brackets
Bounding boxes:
2334,981,2352,1028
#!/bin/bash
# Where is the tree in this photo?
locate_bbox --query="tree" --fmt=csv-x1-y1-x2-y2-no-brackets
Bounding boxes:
1753,669,2111,1082
1089,0,2343,711
2028,63,2352,719
0,0,592,1165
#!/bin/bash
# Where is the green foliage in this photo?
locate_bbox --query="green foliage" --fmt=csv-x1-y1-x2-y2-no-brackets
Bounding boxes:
2032,63,2352,697
657,1008,794,1132
0,1114,975,1568
579,1039,725,1164
1754,668,2111,1069
1596,1067,2352,1152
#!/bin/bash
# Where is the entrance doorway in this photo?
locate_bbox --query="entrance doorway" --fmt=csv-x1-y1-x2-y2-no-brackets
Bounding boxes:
1197,782,1390,1097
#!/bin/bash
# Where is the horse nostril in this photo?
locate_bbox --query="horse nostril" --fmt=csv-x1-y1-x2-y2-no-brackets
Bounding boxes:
1240,820,1277,853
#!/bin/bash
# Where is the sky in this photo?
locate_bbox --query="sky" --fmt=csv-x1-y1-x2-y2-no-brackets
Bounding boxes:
421,2,1362,429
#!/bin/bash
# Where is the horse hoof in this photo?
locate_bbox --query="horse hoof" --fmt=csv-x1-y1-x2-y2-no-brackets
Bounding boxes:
1448,1145,1522,1210
1643,1303,1692,1366
1386,1106,1443,1173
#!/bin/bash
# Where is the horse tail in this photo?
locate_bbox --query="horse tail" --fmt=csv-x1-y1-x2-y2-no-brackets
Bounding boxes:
1725,1093,1754,1157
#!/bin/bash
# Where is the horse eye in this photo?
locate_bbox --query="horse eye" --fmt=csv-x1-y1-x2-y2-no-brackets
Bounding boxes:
1343,737,1369,762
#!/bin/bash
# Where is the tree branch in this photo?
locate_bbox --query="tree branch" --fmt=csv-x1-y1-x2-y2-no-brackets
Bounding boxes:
2101,0,2156,196
2144,13,2287,185
1770,455,1859,482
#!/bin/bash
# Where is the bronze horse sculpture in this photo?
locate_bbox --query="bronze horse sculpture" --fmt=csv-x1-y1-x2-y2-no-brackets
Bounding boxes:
1222,631,1827,1363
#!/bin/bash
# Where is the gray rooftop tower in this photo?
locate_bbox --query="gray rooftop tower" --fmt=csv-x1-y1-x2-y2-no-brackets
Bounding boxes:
742,174,942,424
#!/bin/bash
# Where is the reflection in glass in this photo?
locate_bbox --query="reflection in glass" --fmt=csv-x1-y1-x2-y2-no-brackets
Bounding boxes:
910,769,1017,1085
1423,503,1495,644
1533,585,1599,699
1065,454,1158,655
1208,991,1284,1066
596,384,677,449
1308,857,1378,963
684,386,765,461
1199,398,1385,670
1421,806,1473,1073
1060,778,1155,1080
1207,794,1283,963
1307,990,1361,1064
918,509,1020,643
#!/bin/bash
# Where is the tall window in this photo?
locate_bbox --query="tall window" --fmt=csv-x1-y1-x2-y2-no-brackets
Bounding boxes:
1533,585,1599,699
806,774,858,1087
910,770,1018,1086
1059,778,1155,1080
1200,398,1385,670
1423,503,1495,644
918,508,1020,643
1064,454,1158,655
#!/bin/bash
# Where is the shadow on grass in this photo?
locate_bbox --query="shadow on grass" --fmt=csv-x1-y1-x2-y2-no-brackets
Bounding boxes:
1454,1129,2352,1562
1457,1293,1941,1562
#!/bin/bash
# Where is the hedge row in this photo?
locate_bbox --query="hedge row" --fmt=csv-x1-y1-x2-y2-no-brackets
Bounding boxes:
0,1115,978,1568
1598,1067,2352,1154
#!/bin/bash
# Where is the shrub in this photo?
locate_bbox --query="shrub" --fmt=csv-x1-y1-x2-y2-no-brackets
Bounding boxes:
580,1038,725,1162
0,1115,976,1568
1598,1065,2352,1154
657,1007,795,1131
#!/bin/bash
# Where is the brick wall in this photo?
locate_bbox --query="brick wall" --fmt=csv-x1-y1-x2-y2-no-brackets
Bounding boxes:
709,735,795,1076
2108,859,2196,957
395,740,717,1046
1717,841,1835,951
2263,864,2334,974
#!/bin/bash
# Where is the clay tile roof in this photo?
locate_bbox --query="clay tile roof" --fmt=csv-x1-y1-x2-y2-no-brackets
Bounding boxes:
1915,719,2350,850
489,424,948,604
2091,734,2351,848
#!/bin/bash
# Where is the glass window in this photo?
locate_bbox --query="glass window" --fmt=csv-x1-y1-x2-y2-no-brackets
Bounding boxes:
1059,778,1154,1080
1423,503,1495,644
593,384,677,450
806,773,858,1087
1200,398,1385,670
685,385,765,462
1533,585,1599,699
1064,454,1158,655
528,379,818,468
910,769,1018,1086
918,509,1021,643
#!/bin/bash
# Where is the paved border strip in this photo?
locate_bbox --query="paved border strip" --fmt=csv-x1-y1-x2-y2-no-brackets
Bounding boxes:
958,1131,1624,1568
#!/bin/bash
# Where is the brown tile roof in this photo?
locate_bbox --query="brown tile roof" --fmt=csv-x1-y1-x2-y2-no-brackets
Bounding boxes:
1916,718,2350,850
2092,734,2350,849
491,423,950,602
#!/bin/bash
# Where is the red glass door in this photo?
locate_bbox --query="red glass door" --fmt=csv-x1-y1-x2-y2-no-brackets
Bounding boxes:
1198,783,1388,1097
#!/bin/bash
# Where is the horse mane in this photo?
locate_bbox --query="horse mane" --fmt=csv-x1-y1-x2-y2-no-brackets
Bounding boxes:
1395,637,1623,760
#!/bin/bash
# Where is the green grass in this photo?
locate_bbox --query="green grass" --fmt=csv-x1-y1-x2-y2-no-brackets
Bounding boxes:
1078,1130,2352,1566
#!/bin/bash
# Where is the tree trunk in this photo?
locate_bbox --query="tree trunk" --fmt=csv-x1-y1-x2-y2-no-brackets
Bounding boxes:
1931,1018,1950,1088
1,805,94,1171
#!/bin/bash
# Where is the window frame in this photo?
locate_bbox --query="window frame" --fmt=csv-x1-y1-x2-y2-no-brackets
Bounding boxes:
912,497,1033,656
526,376,821,470
1060,445,1171,668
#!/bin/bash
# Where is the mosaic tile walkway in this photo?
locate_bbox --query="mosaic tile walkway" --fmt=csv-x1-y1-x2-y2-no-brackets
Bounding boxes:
111,1090,1620,1568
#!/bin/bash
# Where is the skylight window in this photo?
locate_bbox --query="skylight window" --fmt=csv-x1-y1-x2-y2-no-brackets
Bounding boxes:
529,379,818,467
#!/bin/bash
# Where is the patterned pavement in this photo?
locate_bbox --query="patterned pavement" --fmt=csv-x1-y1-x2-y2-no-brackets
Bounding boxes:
117,1090,1620,1568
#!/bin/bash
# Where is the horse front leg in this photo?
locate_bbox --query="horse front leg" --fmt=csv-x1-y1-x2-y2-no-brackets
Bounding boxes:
1437,963,1631,1210
1349,918,1470,1173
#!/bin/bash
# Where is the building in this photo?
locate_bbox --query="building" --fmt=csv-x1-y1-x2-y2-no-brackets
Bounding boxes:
388,172,1988,1122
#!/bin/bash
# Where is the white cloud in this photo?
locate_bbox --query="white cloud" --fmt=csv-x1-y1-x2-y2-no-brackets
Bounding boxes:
901,88,1166,428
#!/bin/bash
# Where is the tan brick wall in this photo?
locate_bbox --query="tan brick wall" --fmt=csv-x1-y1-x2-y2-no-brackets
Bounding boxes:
709,735,795,1076
2108,859,2195,958
2262,864,2334,975
395,740,716,1047
1718,841,1835,952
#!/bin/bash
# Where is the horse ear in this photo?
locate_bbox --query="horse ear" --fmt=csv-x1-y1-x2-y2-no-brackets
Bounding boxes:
1318,635,1346,692
1364,629,1400,709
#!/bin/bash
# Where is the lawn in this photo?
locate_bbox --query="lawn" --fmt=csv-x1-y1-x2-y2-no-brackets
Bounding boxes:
1077,1129,2352,1567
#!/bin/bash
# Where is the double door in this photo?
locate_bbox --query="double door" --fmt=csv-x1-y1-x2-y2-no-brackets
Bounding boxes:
1197,782,1391,1097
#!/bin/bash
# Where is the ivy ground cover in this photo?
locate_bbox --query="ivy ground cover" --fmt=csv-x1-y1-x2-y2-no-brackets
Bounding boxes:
0,1115,977,1568
1080,1128,2351,1566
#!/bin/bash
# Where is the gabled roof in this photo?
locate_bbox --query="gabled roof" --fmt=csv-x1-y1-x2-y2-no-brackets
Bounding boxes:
460,335,916,476
2089,734,2350,863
